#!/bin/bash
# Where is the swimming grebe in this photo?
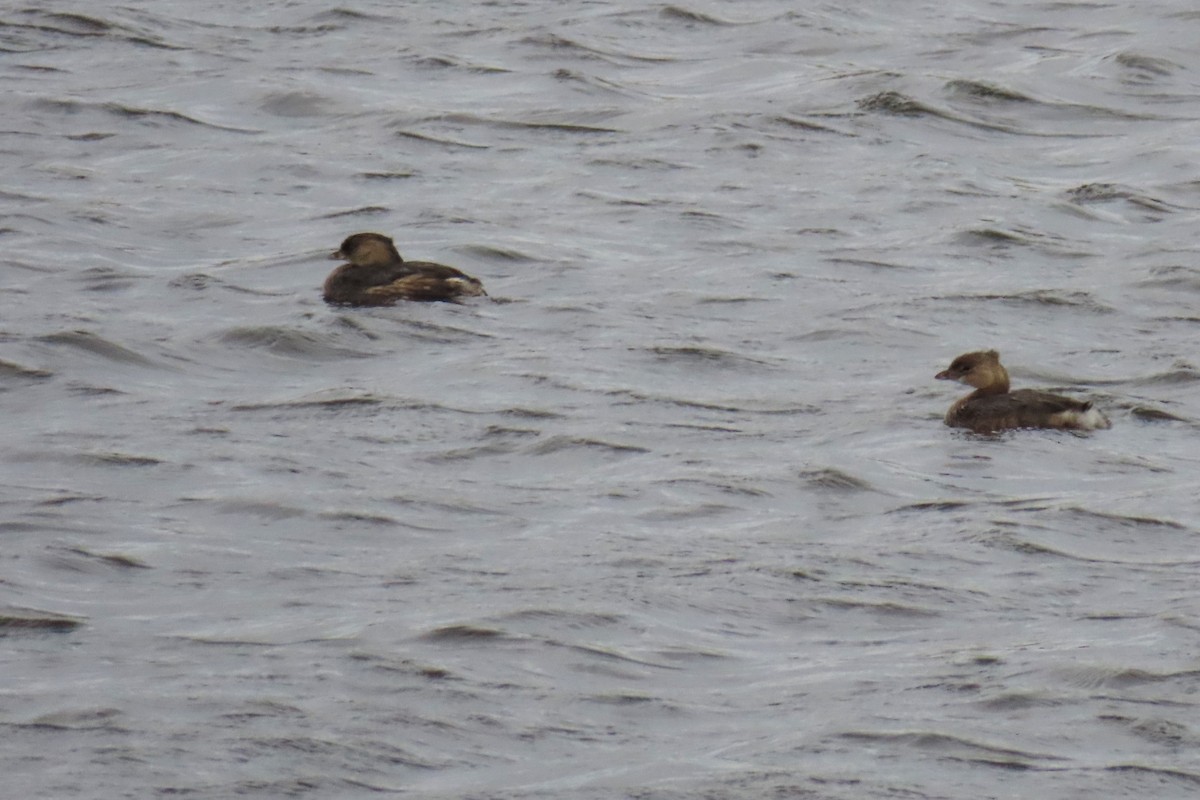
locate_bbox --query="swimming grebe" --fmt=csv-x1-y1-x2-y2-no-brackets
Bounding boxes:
935,350,1110,433
322,232,487,305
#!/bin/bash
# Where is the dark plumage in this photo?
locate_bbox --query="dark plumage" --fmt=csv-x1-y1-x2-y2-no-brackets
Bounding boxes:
935,350,1110,434
322,232,486,305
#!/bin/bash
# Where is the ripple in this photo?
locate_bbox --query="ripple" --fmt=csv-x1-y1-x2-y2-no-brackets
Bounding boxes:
938,289,1114,313
54,545,151,570
19,708,123,730
75,266,145,292
493,609,623,629
231,392,384,412
1105,764,1200,788
217,326,372,359
1135,266,1200,292
356,170,416,181
423,440,522,463
393,129,489,150
606,386,820,415
797,467,876,492
1130,406,1189,423
1119,717,1200,746
840,729,1063,766
37,330,160,366
527,435,650,456
944,79,1034,103
0,608,84,633
210,499,306,520
1112,51,1183,82
1060,507,1189,532
975,692,1061,711
0,358,53,382
857,90,934,117
29,98,256,131
1054,664,1181,689
258,91,336,118
659,5,743,26
77,451,164,468
347,651,452,680
453,244,538,263
954,227,1095,256
409,54,510,74
1066,182,1173,212
644,344,779,369
4,10,178,50
421,624,510,642
318,205,392,218
439,111,623,135
818,598,940,618
519,32,678,64
1126,366,1200,386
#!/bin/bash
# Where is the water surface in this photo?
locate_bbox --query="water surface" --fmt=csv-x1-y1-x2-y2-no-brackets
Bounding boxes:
2,2,1199,797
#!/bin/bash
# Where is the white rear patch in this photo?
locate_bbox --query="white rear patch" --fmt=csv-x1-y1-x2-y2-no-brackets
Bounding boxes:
1053,406,1111,430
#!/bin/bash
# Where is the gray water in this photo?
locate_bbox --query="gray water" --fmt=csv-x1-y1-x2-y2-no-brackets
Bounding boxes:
3,1,1200,797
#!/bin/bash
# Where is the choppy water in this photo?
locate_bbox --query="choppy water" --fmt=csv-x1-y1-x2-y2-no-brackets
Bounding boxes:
3,1,1200,797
